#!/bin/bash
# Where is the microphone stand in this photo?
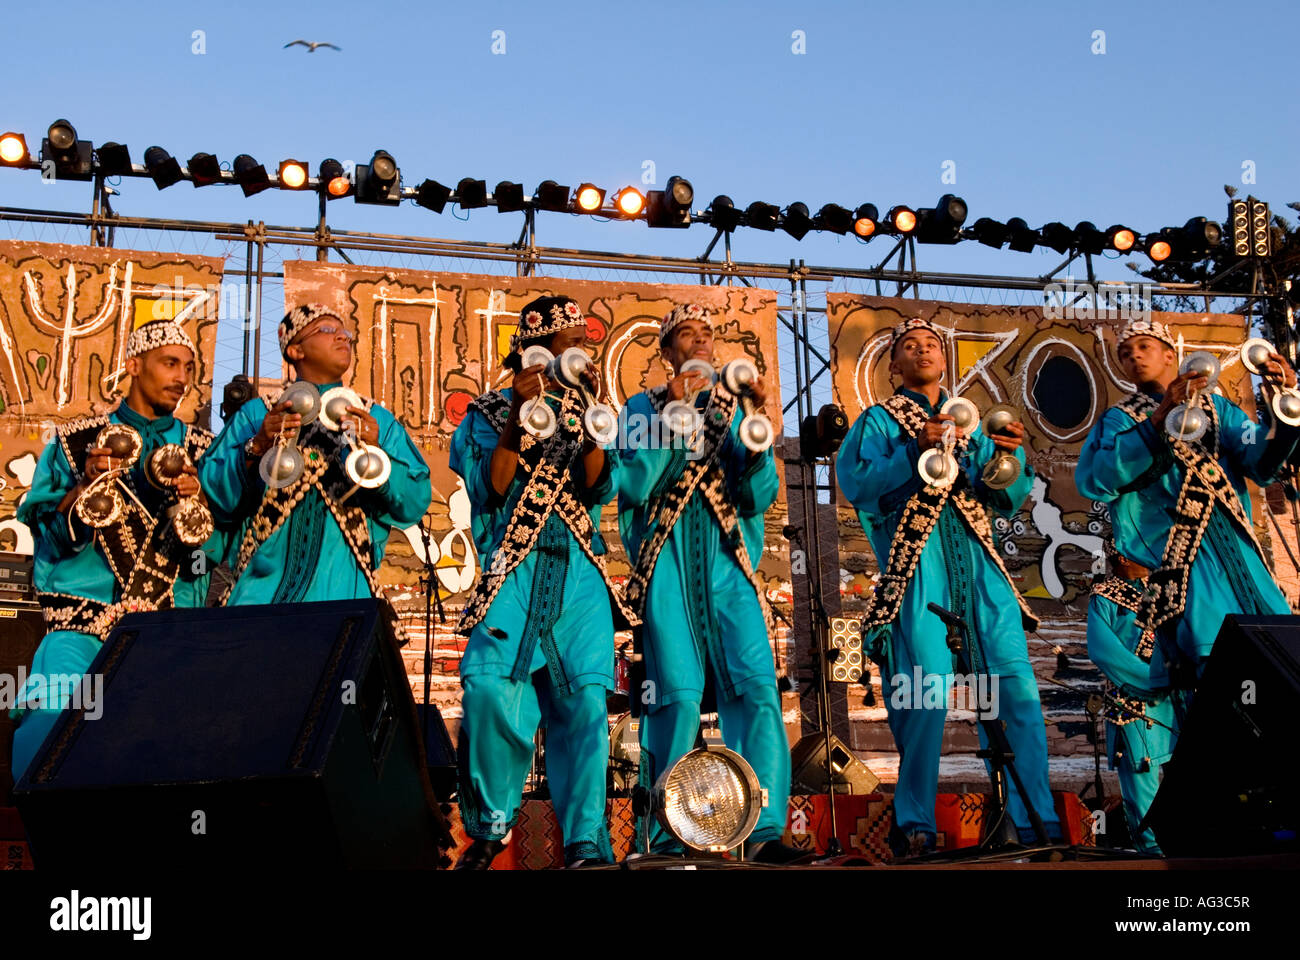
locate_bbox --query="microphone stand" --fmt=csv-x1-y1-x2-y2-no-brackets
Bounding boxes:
416,517,445,765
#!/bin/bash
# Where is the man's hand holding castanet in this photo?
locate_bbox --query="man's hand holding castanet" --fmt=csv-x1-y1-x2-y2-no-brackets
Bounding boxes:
990,420,1026,453
918,414,956,451
1151,372,1209,429
248,400,302,458
665,369,711,404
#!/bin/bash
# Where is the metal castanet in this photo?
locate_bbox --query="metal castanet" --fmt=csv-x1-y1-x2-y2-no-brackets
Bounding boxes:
317,386,393,495
1241,337,1300,427
1165,351,1221,443
74,424,144,528
720,357,774,453
260,381,322,489
979,403,1023,491
145,443,215,545
552,347,619,446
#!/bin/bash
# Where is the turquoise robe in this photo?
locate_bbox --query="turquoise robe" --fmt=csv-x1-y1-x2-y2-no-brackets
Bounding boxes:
1087,578,1178,854
10,401,220,779
1076,392,1297,684
199,381,430,604
837,387,1060,843
449,388,618,863
616,388,790,850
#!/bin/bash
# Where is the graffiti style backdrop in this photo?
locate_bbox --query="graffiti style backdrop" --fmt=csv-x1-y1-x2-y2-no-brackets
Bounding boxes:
0,240,222,554
828,295,1255,615
281,263,789,632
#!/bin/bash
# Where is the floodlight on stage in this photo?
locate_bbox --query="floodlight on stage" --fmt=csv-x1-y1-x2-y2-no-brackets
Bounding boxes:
1073,221,1107,255
781,202,813,240
1039,221,1074,254
853,203,879,238
968,217,1007,248
319,158,351,199
456,177,488,209
143,146,183,189
277,159,309,190
494,180,525,212
0,132,29,165
887,205,917,234
653,745,763,853
575,183,605,213
646,176,693,227
745,200,780,231
1005,217,1038,253
1106,224,1137,253
614,186,645,218
356,150,401,205
416,179,451,213
96,142,132,177
665,176,693,214
42,118,93,181
707,195,740,232
1178,216,1222,259
233,155,270,197
813,203,852,235
1229,198,1250,256
534,180,571,212
1145,232,1173,262
915,194,967,244
187,152,222,187
1249,198,1271,257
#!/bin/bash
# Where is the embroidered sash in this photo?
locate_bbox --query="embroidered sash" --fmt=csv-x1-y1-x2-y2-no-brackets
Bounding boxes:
860,394,1038,634
456,388,637,635
1090,575,1156,726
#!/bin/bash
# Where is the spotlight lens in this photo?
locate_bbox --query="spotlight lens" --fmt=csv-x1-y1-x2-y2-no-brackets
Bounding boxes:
328,176,351,197
577,186,603,212
1150,240,1172,261
895,210,917,232
1112,229,1135,251
616,188,645,216
47,121,75,151
280,162,307,189
372,155,396,182
0,134,25,164
659,749,761,851
854,218,876,238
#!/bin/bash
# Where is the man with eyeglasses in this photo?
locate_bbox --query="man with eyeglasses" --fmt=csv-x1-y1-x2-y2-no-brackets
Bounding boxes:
200,304,431,605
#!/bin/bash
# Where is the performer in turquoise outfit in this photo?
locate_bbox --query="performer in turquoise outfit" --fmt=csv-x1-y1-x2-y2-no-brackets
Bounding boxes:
836,317,1061,855
450,295,635,870
200,304,430,606
1087,549,1178,854
11,318,219,779
617,303,801,863
1076,318,1297,693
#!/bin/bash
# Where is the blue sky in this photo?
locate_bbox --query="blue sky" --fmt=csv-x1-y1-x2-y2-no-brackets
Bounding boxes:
2,0,1297,395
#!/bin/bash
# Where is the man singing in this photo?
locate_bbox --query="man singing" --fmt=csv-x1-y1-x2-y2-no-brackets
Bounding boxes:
617,303,799,863
449,295,634,870
1087,546,1177,854
1076,319,1297,691
836,317,1060,856
11,319,218,779
200,304,430,605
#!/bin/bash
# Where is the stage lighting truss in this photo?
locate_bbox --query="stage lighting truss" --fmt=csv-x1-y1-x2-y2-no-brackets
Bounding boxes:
652,743,765,853
42,119,93,181
827,617,864,683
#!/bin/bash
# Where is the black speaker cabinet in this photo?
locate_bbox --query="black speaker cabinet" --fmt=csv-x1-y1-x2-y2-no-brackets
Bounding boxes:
0,600,45,804
790,732,881,795
1147,615,1300,857
14,599,450,868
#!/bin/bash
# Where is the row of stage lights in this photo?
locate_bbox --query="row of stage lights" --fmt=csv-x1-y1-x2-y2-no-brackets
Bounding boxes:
0,120,1228,263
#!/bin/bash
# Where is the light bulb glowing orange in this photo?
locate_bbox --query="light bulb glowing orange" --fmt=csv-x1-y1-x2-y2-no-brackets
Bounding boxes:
894,209,917,233
327,176,350,197
576,186,603,212
279,162,307,189
616,188,645,216
0,134,26,164
1112,229,1135,251
1149,240,1171,261
854,218,876,238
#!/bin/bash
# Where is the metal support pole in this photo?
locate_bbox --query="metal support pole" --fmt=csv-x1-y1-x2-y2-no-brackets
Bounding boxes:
253,227,265,388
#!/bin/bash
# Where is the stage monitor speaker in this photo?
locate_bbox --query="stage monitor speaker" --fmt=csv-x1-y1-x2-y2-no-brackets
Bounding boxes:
1146,614,1300,857
14,598,451,868
790,732,881,795
0,598,45,804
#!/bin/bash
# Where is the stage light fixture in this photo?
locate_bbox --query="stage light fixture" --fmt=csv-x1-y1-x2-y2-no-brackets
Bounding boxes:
646,176,694,228
455,177,488,209
143,146,183,189
188,152,222,187
813,203,852,235
232,155,270,197
416,179,451,212
1249,198,1271,257
781,202,813,240
1229,199,1251,257
915,194,968,244
1145,231,1173,262
41,118,93,180
534,180,571,212
799,403,849,461
96,142,132,176
853,203,879,238
575,183,605,213
968,217,1007,248
494,180,525,212
653,744,763,853
887,205,917,234
356,150,401,205
1106,224,1137,253
277,159,308,190
318,158,351,199
1072,221,1107,255
614,186,646,218
707,195,740,232
745,200,780,231
1039,221,1074,254
1178,216,1221,260
666,176,693,214
1005,217,1038,253
0,132,29,165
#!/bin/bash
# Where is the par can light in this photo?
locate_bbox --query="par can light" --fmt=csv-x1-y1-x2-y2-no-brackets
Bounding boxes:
0,132,28,165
